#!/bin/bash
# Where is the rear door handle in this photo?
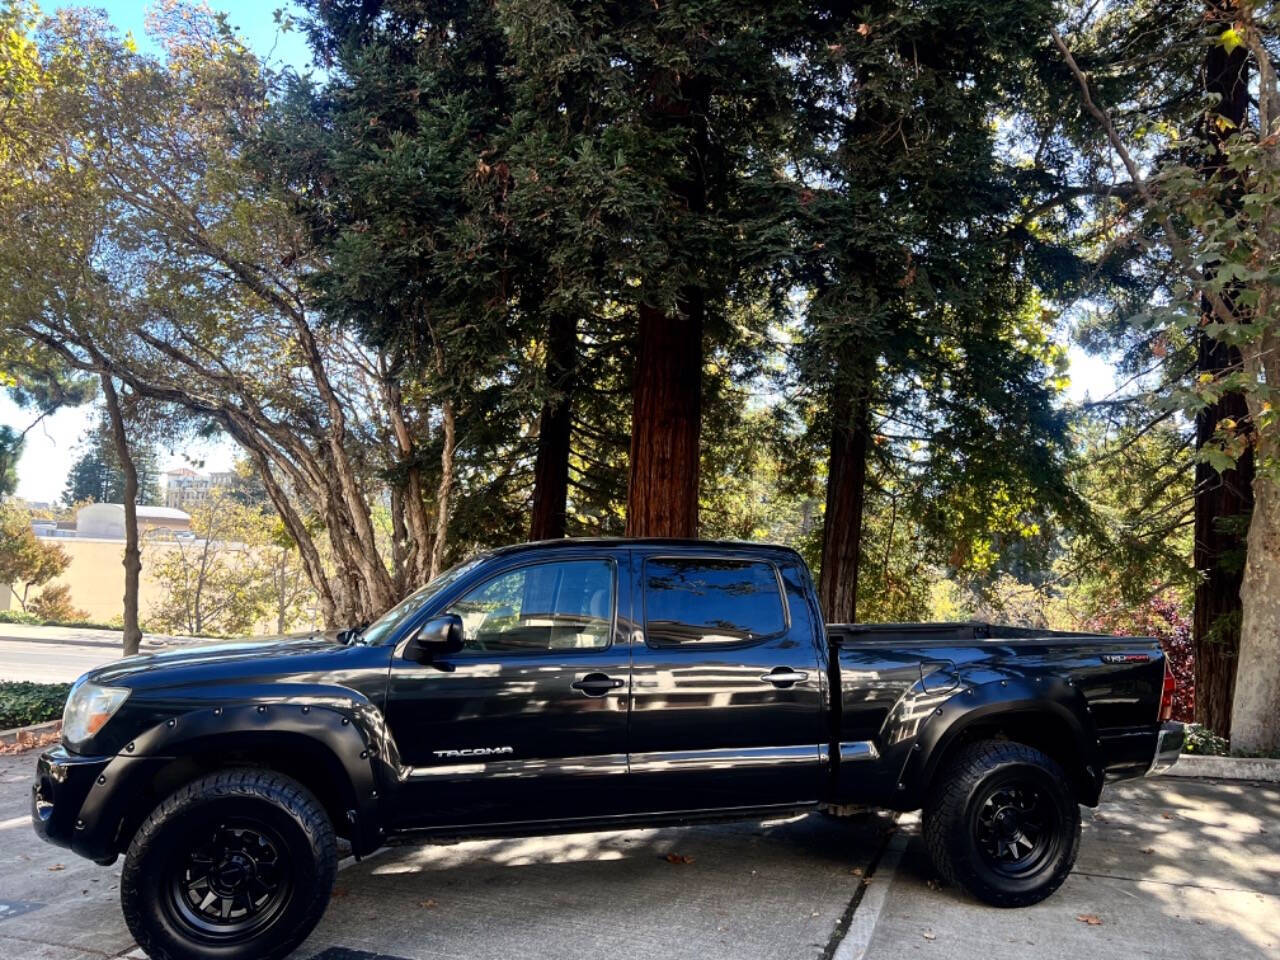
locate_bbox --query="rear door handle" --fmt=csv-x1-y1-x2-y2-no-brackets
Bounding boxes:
571,672,626,697
760,668,809,687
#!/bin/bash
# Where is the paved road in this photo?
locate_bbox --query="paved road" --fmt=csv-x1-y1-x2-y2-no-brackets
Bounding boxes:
0,626,185,684
0,747,1275,960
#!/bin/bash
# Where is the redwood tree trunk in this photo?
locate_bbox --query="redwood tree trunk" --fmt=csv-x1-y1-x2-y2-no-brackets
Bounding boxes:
100,375,142,657
818,359,872,623
625,300,703,538
530,311,578,540
1193,374,1253,736
1192,16,1252,737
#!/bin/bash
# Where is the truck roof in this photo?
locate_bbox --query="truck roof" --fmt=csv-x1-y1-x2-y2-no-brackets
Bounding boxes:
485,537,805,559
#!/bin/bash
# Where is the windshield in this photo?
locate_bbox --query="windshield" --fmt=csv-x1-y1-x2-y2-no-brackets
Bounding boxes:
359,556,485,645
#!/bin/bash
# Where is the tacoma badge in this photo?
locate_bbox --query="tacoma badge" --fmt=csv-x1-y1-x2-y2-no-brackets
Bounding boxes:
431,746,515,758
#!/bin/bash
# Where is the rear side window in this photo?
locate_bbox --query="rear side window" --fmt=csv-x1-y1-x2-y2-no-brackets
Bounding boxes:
643,558,786,646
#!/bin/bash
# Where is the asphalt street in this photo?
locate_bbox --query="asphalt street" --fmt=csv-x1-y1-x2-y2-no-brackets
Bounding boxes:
0,626,182,685
0,746,1275,960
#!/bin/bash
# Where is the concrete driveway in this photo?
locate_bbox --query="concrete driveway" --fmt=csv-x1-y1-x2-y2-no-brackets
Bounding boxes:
0,744,1275,960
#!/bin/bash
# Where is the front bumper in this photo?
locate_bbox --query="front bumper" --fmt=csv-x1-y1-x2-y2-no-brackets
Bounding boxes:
1146,722,1185,777
31,747,112,859
31,746,168,865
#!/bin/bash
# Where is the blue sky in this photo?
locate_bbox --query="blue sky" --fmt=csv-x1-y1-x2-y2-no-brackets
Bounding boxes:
2,1,1118,505
85,0,314,72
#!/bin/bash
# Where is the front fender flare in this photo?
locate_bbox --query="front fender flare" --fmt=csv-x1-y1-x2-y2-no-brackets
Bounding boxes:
79,692,400,859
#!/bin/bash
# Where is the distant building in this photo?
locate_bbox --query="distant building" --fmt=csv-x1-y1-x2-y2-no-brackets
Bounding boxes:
75,503,191,539
164,468,235,510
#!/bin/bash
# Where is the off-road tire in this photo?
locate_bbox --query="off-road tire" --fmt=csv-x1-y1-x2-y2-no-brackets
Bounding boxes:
121,768,337,960
923,740,1080,907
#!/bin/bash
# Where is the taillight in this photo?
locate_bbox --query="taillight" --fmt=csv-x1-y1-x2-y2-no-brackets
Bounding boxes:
1159,661,1176,722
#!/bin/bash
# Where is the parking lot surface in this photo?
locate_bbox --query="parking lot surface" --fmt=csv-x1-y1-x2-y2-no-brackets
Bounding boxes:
0,745,1275,960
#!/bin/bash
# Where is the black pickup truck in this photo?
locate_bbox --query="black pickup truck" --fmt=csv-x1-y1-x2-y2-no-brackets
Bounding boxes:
32,539,1183,960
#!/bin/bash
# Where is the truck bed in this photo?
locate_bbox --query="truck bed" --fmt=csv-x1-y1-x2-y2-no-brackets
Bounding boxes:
825,620,1166,809
828,620,1141,644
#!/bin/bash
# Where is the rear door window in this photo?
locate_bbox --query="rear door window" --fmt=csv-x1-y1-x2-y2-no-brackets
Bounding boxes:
643,557,786,646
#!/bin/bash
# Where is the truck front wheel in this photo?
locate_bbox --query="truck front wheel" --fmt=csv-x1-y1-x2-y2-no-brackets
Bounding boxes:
121,768,337,960
922,740,1080,907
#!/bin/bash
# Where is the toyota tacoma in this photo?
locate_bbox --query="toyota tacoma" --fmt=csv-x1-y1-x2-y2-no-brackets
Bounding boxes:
31,538,1184,959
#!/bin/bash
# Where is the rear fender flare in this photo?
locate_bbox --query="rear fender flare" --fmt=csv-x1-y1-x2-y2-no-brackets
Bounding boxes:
898,675,1103,807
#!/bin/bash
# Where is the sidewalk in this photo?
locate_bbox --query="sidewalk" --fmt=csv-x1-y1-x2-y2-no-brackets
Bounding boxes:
0,623,180,649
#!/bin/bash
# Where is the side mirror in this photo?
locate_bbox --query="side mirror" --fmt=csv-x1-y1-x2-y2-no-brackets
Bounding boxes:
408,614,464,661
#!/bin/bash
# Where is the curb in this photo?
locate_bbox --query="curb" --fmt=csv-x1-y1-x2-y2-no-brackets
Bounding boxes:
0,717,62,747
1167,753,1280,782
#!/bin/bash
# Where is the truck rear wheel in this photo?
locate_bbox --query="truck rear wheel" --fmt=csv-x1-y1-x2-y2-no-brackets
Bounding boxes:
922,740,1080,907
121,768,337,960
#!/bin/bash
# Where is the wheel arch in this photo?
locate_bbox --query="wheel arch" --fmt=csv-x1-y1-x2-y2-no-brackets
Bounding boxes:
81,700,392,862
904,678,1104,808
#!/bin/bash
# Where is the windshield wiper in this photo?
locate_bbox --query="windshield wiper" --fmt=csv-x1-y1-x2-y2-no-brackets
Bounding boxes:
336,624,367,645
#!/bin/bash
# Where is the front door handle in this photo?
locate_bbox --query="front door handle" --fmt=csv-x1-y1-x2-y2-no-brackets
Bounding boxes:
760,667,809,687
571,672,626,697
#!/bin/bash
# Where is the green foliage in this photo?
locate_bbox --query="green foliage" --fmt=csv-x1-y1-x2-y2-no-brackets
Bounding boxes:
0,681,70,731
0,502,70,612
0,425,21,496
28,583,87,622
0,609,121,630
149,488,315,637
62,413,161,507
1183,724,1230,757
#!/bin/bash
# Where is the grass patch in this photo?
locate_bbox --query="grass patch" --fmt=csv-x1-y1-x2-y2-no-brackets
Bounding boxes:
0,681,71,731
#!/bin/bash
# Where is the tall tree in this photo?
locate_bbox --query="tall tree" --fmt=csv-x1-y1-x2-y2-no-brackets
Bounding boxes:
528,310,578,540
793,0,1083,621
1052,6,1280,752
1,4,440,625
500,0,798,538
1191,0,1254,737
98,376,143,654
63,413,161,507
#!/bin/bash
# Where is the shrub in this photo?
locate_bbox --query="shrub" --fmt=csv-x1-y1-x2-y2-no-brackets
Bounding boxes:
0,681,71,731
1085,592,1193,723
1183,724,1229,756
29,584,88,623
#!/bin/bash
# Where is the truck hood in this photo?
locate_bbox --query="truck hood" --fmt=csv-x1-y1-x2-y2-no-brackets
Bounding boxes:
73,631,396,757
86,632,363,691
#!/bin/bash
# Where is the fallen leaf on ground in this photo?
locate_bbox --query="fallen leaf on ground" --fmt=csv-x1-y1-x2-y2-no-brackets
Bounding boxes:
1076,914,1104,926
922,932,936,941
665,853,695,865
1141,847,1155,854
331,887,349,898
420,899,437,909
850,867,863,877
1161,812,1174,820
48,864,65,871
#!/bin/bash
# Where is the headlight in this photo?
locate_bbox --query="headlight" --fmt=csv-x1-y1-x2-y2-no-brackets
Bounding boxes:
62,681,130,750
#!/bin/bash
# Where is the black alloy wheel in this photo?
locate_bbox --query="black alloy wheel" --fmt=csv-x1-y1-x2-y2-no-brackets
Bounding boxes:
122,768,337,960
972,780,1057,878
922,739,1081,907
169,821,292,941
